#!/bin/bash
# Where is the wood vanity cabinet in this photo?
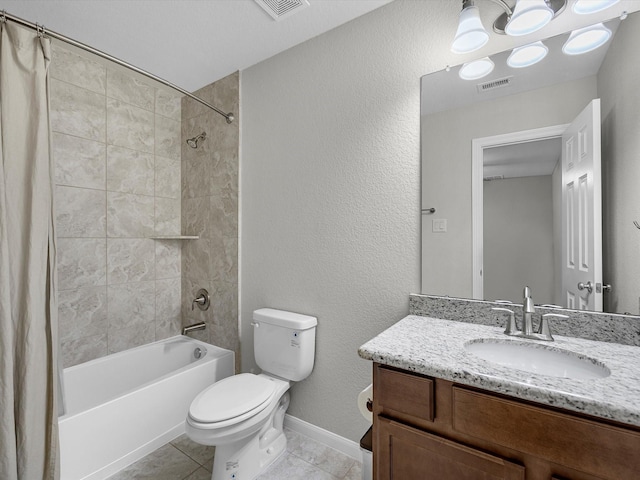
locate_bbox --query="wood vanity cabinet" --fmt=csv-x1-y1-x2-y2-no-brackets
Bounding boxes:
373,363,640,480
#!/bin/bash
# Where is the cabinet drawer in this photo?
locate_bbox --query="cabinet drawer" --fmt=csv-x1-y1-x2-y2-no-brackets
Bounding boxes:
375,365,434,422
452,387,640,480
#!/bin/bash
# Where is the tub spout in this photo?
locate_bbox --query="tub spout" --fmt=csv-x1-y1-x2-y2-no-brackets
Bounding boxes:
182,322,206,335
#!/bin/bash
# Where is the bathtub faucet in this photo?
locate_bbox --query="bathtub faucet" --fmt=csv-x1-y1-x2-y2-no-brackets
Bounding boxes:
182,322,206,335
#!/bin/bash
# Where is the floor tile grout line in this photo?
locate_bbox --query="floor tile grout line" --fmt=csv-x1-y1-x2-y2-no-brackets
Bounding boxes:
344,461,363,480
287,449,356,478
163,443,202,480
169,442,208,468
280,450,353,480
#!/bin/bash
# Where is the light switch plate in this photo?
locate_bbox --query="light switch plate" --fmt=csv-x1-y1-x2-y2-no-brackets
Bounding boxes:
432,219,447,233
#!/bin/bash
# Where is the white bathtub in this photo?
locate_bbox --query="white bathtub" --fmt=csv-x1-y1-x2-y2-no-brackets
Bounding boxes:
59,336,234,480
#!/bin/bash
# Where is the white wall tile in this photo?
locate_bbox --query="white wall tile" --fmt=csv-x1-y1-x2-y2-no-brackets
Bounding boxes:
57,238,107,290
51,45,105,95
58,286,108,343
107,69,155,111
107,238,156,284
51,47,187,366
155,241,181,279
53,133,106,189
156,278,182,340
156,89,182,121
155,114,181,160
55,186,106,237
107,98,154,153
155,155,181,199
180,73,239,360
107,192,155,237
154,197,181,236
61,333,108,368
107,145,154,195
107,281,156,330
51,79,106,142
108,322,155,355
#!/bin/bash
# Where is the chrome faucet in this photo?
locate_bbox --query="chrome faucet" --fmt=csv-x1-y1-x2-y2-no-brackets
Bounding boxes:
492,286,568,341
522,286,535,336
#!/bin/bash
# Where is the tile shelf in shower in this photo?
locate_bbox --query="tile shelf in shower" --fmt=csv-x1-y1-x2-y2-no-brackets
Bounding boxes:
150,235,199,240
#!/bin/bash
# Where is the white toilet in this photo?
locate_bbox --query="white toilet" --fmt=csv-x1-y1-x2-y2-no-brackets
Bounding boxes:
185,308,317,480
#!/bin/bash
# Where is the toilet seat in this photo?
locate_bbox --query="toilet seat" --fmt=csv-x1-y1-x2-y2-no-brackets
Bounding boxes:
188,373,277,427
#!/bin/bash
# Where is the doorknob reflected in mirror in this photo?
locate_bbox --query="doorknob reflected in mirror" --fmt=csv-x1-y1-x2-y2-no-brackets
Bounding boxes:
577,281,593,293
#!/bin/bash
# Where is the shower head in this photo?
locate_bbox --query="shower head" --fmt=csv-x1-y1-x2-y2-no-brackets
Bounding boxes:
186,132,206,149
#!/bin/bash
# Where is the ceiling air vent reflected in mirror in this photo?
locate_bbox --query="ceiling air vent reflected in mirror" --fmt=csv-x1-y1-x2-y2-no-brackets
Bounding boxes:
477,76,513,93
255,0,310,21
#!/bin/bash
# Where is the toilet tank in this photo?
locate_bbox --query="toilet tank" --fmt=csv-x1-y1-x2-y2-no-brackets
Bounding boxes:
253,308,317,382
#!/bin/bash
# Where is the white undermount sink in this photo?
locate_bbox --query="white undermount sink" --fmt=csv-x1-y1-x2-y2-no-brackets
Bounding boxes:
464,339,611,380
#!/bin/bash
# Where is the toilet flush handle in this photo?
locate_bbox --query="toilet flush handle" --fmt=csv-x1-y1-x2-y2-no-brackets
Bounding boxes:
251,321,259,328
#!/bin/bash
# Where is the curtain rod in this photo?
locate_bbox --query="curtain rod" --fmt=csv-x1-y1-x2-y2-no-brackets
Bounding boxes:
0,10,235,124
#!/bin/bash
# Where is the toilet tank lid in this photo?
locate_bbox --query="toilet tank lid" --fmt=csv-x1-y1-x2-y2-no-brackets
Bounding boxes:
253,308,317,330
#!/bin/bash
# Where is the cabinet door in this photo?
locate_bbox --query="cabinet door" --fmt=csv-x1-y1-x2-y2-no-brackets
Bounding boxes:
452,387,640,479
376,416,525,480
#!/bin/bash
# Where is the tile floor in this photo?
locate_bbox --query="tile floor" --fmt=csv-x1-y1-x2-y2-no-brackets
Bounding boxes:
109,428,362,480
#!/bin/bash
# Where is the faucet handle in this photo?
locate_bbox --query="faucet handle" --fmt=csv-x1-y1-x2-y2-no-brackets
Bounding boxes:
492,307,518,335
537,313,569,341
191,288,210,311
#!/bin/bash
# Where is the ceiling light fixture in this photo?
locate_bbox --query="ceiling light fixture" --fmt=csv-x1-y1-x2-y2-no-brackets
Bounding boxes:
451,1,567,54
459,57,495,80
451,0,490,54
507,40,549,67
505,0,555,35
572,0,620,15
562,22,612,55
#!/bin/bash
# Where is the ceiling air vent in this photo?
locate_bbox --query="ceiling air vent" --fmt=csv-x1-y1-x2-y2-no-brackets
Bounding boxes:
255,0,310,21
477,76,513,93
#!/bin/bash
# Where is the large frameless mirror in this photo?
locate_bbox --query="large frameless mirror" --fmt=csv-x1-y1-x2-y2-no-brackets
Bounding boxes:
421,10,640,316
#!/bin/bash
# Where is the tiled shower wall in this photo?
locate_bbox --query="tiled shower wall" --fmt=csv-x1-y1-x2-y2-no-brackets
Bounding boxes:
51,45,183,367
181,73,240,363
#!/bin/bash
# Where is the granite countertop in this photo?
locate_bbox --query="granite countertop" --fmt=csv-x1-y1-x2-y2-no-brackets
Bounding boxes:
358,315,640,427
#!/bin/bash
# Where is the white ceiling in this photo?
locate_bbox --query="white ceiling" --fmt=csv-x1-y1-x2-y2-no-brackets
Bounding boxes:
483,137,562,180
0,0,392,92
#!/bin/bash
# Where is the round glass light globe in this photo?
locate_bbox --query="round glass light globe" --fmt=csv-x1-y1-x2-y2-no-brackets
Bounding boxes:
459,57,495,80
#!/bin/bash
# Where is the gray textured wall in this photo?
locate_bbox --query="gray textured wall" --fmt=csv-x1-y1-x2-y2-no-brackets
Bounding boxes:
484,175,554,304
239,0,444,442
598,13,640,315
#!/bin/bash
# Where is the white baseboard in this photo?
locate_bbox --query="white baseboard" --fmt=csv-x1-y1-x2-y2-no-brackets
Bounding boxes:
284,414,364,462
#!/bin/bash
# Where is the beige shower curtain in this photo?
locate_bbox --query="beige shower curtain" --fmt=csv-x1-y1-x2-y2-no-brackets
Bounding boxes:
0,20,60,480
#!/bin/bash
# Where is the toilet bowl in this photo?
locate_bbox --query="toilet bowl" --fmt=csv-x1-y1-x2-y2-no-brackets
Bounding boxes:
186,373,291,479
185,308,317,480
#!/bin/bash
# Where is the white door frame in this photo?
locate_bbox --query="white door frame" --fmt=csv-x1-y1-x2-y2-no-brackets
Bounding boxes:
471,124,569,300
